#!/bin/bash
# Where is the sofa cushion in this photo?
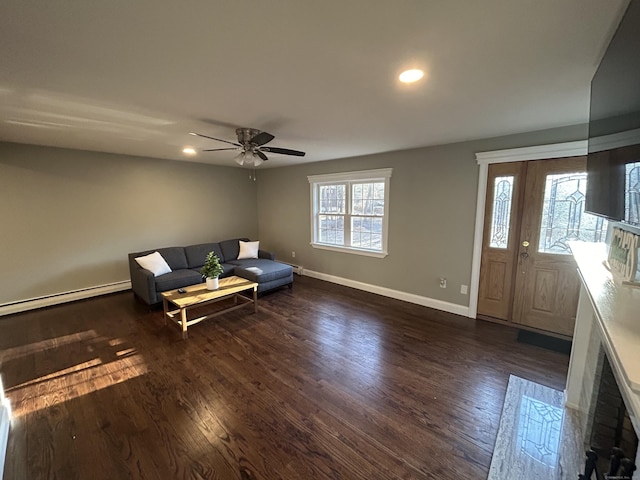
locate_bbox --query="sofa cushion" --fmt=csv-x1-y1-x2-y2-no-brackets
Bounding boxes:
255,274,294,293
221,263,236,277
156,247,189,270
190,262,235,279
258,250,275,260
238,240,259,259
185,243,224,268
155,269,203,292
219,238,250,262
134,251,172,277
232,260,293,283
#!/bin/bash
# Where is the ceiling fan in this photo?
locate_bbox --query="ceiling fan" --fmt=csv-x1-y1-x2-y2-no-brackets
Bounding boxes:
189,128,305,166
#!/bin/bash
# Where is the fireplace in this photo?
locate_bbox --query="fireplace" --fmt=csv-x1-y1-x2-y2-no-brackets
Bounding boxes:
584,348,639,477
567,241,640,480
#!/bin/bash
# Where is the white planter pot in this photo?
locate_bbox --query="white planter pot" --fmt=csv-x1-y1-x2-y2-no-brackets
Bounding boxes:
206,277,219,290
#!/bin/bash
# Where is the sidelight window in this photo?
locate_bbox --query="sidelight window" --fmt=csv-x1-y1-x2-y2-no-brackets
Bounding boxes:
489,176,514,249
625,162,640,225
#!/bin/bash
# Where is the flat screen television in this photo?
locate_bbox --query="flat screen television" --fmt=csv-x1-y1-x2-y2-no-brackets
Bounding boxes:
586,0,640,226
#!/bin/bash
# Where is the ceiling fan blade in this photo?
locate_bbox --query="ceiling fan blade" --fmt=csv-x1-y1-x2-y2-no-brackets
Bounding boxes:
203,147,239,152
250,131,275,146
255,150,268,161
189,132,240,147
261,146,306,157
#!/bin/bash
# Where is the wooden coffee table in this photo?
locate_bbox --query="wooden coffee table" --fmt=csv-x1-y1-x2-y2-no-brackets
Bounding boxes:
161,276,258,339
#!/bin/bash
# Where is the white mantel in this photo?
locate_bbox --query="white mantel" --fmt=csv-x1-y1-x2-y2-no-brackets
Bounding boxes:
566,241,640,477
0,376,10,480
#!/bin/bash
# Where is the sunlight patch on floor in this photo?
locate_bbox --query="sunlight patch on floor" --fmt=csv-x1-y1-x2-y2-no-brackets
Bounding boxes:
7,352,148,417
1,329,101,362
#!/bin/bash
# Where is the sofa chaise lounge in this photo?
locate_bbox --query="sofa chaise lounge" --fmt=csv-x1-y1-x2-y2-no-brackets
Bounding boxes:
128,238,293,305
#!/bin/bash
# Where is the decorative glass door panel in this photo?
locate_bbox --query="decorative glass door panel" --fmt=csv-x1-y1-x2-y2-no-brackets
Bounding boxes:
538,172,608,254
489,176,515,249
625,161,640,225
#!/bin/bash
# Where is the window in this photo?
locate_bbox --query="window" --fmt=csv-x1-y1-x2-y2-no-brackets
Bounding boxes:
625,161,640,225
308,169,392,257
538,172,608,254
489,176,514,249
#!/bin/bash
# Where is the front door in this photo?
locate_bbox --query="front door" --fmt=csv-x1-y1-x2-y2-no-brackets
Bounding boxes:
477,156,608,337
477,162,526,321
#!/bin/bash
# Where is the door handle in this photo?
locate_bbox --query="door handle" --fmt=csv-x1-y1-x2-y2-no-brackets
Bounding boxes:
520,241,530,274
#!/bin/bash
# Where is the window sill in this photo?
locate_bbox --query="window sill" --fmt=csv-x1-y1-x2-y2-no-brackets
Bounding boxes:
310,243,388,258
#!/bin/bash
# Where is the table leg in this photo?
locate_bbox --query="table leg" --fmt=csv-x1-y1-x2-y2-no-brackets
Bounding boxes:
163,298,168,325
181,307,188,339
253,286,258,313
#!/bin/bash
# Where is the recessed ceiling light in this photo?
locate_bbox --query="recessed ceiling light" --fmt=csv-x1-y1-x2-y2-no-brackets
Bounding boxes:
399,69,424,83
182,147,196,155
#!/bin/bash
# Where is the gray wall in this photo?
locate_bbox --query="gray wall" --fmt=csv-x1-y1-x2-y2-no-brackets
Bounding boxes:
257,124,587,307
0,142,258,304
0,123,587,308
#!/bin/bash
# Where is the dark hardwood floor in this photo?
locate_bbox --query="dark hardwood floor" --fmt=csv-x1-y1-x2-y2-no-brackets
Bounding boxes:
0,276,569,480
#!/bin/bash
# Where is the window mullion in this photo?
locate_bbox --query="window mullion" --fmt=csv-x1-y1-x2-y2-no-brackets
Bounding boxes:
316,185,321,244
344,181,352,247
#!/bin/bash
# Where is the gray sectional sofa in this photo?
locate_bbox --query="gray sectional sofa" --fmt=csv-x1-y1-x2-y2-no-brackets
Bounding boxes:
128,237,293,305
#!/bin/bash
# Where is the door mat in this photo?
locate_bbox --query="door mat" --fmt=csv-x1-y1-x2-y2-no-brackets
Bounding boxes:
516,330,572,355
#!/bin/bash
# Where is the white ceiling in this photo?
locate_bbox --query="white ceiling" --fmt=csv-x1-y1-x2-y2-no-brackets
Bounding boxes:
0,1,630,168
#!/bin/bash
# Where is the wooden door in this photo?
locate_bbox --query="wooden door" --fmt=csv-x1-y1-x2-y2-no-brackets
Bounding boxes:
511,157,586,336
478,156,608,337
477,162,526,320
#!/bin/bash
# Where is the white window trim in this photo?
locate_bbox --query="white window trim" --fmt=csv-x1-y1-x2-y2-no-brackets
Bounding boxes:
308,168,392,258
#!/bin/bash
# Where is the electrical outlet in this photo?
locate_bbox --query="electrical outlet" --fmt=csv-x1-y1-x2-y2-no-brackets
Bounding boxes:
439,277,447,288
292,251,296,258
460,284,468,295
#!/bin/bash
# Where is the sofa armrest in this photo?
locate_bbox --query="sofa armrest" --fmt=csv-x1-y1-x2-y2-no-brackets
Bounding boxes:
128,254,158,305
258,249,275,261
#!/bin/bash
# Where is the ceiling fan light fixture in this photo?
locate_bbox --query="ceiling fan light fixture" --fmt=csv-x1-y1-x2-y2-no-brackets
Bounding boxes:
252,155,264,167
234,152,245,166
182,147,196,155
192,128,305,166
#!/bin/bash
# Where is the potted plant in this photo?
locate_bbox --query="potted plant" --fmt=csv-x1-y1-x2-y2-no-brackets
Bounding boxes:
200,251,224,290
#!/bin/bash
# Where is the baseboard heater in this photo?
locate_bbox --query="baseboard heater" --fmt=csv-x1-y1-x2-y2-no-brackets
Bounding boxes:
0,280,131,317
280,262,304,275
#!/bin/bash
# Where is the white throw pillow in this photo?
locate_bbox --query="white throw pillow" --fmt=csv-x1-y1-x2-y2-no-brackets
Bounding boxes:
237,240,259,259
135,251,172,276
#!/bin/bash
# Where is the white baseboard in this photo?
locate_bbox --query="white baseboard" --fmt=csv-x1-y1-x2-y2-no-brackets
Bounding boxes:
302,269,471,318
0,271,469,320
0,280,132,317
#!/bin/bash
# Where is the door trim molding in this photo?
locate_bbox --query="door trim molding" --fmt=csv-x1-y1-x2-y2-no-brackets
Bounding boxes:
475,140,587,165
469,140,587,318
